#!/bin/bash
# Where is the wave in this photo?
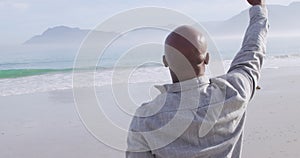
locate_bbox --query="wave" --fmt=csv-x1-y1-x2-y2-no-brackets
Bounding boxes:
0,68,73,79
266,53,300,59
0,63,164,79
1,53,300,79
1,54,300,96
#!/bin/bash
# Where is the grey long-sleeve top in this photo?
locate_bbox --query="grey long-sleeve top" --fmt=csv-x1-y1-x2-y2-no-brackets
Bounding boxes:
126,5,269,158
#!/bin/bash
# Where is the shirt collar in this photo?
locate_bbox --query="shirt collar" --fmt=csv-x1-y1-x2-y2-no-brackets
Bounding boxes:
155,76,210,93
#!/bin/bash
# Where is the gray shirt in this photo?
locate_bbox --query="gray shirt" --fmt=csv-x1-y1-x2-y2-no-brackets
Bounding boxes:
126,5,269,158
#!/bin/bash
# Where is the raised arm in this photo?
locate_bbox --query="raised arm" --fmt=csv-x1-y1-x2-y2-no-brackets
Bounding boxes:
227,0,269,99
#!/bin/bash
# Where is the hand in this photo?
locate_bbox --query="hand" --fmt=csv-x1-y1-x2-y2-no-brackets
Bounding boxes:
247,0,265,6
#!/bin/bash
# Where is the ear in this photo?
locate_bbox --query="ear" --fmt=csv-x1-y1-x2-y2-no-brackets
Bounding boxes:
204,52,210,65
163,55,168,67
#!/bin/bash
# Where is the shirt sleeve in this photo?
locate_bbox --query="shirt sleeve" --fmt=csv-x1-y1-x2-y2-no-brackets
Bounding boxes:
227,5,269,100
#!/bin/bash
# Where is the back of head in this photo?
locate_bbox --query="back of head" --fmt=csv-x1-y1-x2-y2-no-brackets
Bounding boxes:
164,25,209,82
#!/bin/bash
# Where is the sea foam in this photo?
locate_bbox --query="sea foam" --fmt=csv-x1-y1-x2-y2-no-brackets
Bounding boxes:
1,55,300,96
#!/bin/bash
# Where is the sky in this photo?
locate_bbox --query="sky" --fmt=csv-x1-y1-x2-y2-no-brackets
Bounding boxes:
0,0,298,45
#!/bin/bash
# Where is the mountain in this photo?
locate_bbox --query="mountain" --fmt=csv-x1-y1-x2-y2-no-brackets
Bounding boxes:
203,2,300,37
24,26,117,46
25,26,88,45
24,2,300,45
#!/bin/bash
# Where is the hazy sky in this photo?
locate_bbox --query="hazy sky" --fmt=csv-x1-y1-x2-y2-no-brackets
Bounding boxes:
0,0,298,45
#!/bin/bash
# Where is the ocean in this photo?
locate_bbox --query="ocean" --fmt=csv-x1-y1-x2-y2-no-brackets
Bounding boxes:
1,35,300,96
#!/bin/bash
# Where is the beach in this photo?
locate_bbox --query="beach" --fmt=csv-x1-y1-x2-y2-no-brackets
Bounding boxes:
243,67,300,158
1,61,300,157
1,0,300,157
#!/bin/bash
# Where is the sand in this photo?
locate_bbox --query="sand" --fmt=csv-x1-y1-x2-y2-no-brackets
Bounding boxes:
0,67,300,158
243,67,300,158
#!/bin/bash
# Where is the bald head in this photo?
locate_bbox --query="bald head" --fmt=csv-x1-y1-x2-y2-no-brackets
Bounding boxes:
163,25,209,83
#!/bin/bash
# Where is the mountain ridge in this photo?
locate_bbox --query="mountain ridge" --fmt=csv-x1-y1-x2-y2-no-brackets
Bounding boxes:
25,3,300,45
202,2,300,36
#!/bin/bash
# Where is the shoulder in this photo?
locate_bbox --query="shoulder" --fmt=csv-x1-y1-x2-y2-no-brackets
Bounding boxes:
210,72,252,101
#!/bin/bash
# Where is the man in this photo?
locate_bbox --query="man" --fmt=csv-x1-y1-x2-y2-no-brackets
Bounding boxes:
127,0,268,157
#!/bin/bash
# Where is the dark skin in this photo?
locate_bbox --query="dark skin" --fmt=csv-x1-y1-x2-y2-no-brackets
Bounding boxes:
163,0,264,83
247,0,264,6
163,25,209,83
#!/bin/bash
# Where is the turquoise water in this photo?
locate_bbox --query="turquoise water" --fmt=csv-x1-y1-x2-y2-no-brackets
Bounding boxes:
0,68,73,79
0,35,300,79
1,28,299,96
0,41,299,96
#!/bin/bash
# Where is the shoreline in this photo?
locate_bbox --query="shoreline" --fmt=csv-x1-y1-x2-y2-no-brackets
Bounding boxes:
2,57,300,97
